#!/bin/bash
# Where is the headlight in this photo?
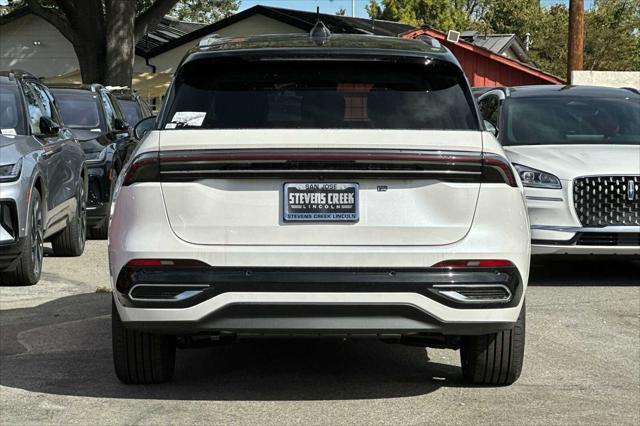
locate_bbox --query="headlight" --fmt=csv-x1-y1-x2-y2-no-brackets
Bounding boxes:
86,147,108,163
0,158,22,182
513,164,562,189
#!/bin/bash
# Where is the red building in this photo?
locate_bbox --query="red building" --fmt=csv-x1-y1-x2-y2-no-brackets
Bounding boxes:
402,28,564,87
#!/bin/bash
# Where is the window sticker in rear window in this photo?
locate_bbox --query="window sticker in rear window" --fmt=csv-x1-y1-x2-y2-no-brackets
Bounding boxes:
167,111,206,128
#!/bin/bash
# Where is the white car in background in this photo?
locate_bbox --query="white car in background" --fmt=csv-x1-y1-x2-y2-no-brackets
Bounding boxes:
476,85,640,254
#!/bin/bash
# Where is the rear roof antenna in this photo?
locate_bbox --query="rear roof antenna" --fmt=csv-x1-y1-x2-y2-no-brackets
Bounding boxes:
310,7,331,46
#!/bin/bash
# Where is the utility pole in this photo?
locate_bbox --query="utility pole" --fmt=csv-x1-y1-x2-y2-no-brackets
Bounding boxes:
567,0,585,84
352,0,356,17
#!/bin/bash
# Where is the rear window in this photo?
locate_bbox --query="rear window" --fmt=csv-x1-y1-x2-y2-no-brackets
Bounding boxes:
118,99,142,127
0,83,26,135
502,95,640,146
162,61,478,130
53,91,103,129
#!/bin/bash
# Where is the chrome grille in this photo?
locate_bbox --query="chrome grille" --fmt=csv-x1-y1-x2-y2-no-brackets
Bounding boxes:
573,176,640,226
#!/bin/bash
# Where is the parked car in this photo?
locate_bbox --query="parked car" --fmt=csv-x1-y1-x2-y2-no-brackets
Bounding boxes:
109,87,153,129
110,32,530,385
0,70,87,286
49,84,136,239
475,85,640,255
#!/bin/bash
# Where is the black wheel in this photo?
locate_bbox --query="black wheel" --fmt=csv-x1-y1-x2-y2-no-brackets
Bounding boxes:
89,219,108,240
112,298,176,384
460,302,525,386
51,180,86,256
1,189,44,286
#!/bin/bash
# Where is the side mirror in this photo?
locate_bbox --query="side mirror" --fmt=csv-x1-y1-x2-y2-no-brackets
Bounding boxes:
483,120,498,137
39,116,60,135
114,117,129,131
133,116,156,140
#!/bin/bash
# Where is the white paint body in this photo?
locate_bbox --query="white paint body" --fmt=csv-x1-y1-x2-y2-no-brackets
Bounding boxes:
109,129,530,328
504,144,640,255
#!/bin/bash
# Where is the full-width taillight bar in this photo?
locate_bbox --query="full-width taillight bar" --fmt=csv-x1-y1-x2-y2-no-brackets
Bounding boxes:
121,149,517,187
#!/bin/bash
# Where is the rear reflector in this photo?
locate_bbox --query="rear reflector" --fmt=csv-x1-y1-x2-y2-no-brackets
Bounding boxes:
125,259,208,267
432,259,515,269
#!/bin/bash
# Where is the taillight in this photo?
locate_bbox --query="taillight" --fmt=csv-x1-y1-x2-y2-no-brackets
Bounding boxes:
482,153,518,187
122,152,160,186
432,259,515,269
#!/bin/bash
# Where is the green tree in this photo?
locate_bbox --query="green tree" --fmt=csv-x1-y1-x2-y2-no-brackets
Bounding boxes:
366,0,471,31
170,0,239,23
1,0,238,85
584,0,640,73
528,4,569,78
478,0,542,39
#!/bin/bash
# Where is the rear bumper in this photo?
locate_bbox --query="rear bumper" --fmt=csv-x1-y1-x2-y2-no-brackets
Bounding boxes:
122,301,517,336
114,266,525,335
86,203,110,227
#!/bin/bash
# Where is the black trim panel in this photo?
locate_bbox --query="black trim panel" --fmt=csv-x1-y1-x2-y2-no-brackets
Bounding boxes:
533,232,640,247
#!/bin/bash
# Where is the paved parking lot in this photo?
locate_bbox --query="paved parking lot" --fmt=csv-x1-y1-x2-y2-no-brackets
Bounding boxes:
1,241,638,425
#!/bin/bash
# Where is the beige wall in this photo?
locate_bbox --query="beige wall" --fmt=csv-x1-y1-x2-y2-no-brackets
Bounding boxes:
2,12,305,79
572,71,640,89
139,14,304,74
0,13,79,77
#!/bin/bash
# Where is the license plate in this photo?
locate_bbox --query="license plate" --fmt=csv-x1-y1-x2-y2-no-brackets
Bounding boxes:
284,183,359,222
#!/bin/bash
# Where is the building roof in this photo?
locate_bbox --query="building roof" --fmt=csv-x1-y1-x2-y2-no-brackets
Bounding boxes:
460,31,529,63
136,16,205,57
141,5,416,58
402,28,563,85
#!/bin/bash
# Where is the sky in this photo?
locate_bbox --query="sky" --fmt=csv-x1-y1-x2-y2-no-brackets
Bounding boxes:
239,0,370,18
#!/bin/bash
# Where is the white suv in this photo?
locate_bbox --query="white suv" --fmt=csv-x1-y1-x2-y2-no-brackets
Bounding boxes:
109,32,530,385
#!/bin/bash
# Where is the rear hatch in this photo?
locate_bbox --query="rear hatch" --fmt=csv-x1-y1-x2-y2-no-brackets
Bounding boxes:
158,59,482,246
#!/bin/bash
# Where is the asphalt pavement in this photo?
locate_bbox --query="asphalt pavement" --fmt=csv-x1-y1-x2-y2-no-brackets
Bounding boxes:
0,241,638,425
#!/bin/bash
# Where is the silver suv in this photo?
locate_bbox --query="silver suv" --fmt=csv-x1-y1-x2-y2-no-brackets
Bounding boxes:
0,70,87,286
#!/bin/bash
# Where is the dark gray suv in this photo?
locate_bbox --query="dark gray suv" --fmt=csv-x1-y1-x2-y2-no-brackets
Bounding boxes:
0,70,87,286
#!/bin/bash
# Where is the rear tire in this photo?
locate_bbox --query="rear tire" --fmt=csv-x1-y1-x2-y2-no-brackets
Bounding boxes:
1,189,44,286
51,180,86,256
111,298,176,384
460,302,525,386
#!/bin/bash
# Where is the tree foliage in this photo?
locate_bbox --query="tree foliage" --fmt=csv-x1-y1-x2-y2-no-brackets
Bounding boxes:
367,0,640,79
366,0,470,30
169,0,239,23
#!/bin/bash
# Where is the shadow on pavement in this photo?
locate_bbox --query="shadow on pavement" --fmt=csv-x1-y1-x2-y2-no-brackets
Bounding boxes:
0,293,462,401
529,255,639,286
